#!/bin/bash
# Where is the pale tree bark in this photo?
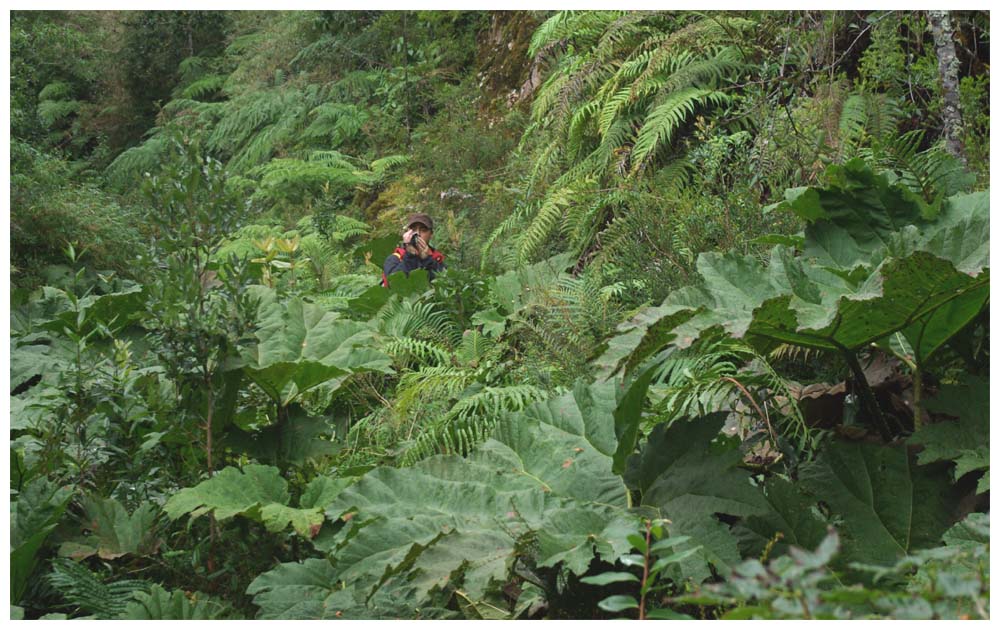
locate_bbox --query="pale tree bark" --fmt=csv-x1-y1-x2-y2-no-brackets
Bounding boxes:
927,11,967,165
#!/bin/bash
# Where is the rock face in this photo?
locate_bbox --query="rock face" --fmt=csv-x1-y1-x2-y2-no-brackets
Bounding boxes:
475,12,545,108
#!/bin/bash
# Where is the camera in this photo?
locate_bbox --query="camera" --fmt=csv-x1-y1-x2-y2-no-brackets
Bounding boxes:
408,233,420,247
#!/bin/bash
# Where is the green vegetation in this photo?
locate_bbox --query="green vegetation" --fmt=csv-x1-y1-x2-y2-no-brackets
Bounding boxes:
10,10,989,620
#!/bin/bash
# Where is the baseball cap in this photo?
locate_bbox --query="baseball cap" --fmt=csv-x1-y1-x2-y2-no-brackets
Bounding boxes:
406,212,434,231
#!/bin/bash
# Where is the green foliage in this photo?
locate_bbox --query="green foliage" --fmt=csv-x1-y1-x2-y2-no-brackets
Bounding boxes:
625,414,772,582
165,464,353,538
582,520,701,619
239,292,393,405
250,380,633,618
121,584,240,619
676,513,989,619
614,161,988,367
11,477,74,603
908,377,989,492
797,440,958,568
644,333,808,444
58,495,160,560
11,142,147,282
8,9,992,621
46,558,151,618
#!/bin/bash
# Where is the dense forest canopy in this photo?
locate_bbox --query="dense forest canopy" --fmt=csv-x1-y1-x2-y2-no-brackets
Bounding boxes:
9,10,989,619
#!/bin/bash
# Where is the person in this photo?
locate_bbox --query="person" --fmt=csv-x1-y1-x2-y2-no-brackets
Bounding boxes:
381,212,445,287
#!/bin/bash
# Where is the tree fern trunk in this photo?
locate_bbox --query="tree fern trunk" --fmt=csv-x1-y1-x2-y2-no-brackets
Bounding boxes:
927,11,966,165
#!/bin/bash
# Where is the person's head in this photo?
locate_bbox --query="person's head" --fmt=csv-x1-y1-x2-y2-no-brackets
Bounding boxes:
404,212,434,245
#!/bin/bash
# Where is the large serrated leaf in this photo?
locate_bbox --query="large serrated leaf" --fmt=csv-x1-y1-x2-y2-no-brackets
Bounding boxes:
164,465,351,538
908,377,989,490
246,558,342,619
733,476,829,560
798,440,958,567
626,414,771,582
605,173,989,376
251,382,636,618
58,496,160,560
121,584,239,619
240,296,392,404
164,465,290,522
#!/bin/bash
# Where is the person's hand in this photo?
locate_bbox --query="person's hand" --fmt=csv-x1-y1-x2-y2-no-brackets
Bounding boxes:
414,234,430,259
402,229,419,256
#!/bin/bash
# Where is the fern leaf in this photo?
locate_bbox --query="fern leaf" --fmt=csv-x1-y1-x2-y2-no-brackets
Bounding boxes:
631,88,729,171
47,558,150,619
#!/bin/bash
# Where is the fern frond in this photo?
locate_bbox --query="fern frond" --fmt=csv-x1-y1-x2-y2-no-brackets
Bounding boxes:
181,74,228,100
455,329,491,365
302,102,370,146
648,335,808,443
631,88,729,171
37,99,81,127
38,81,74,101
47,558,151,619
517,186,577,264
369,154,409,174
104,135,170,189
394,365,476,417
399,384,549,465
481,202,535,272
446,384,549,422
529,11,625,58
377,299,460,344
384,337,451,367
319,214,370,243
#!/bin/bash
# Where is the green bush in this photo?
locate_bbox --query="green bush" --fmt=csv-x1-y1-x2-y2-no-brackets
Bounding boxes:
11,141,146,284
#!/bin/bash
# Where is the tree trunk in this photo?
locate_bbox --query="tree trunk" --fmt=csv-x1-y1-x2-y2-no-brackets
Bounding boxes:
927,11,966,165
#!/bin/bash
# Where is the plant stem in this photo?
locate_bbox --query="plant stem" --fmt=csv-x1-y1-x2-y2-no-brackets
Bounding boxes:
839,348,893,441
912,366,925,431
205,369,218,573
639,519,652,620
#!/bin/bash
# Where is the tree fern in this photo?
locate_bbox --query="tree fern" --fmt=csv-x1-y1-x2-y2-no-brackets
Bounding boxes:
104,134,170,189
37,99,81,127
316,213,370,243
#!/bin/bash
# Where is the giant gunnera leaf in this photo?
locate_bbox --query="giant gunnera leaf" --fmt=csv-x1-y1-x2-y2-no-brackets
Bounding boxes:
240,295,393,405
908,376,989,492
121,585,240,620
604,162,989,380
58,496,160,560
625,414,772,583
164,465,353,538
798,440,958,567
248,381,636,619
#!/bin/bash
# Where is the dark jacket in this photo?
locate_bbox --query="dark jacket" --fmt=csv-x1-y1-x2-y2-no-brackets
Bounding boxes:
382,246,445,287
